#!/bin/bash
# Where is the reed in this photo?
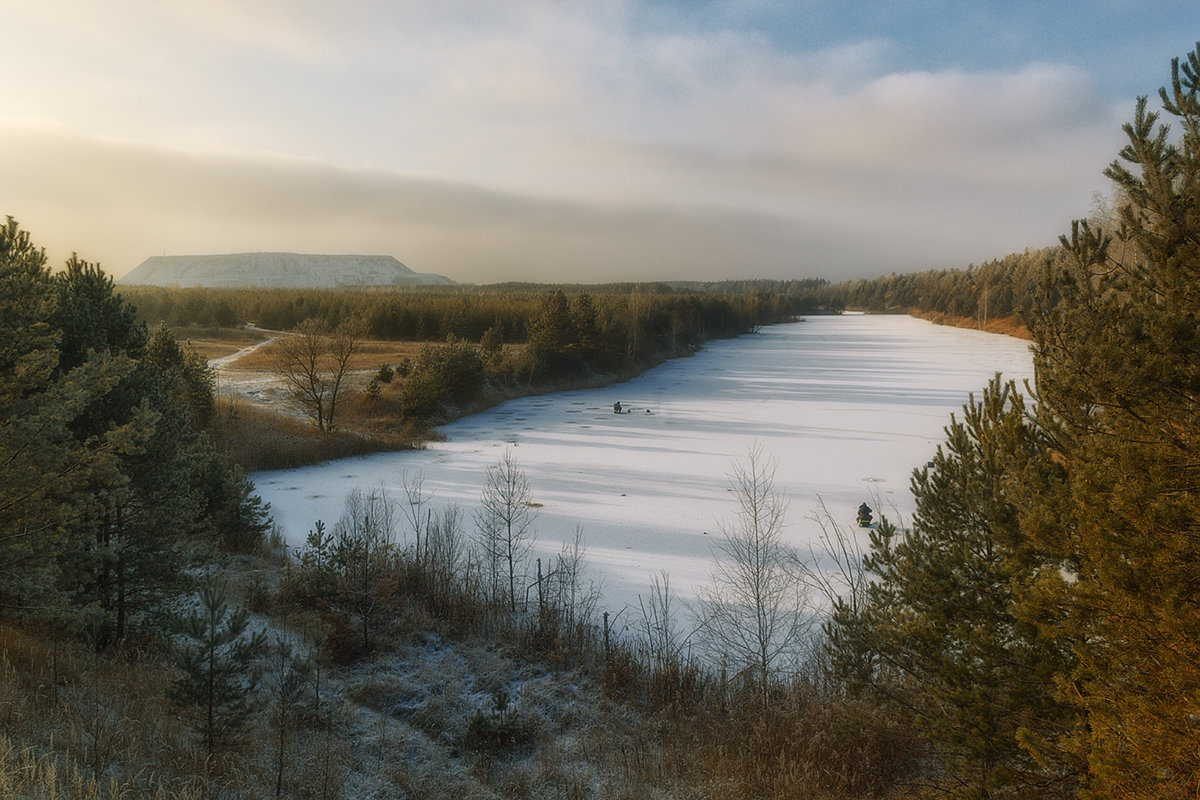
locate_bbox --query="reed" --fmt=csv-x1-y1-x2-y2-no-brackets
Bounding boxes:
209,396,424,472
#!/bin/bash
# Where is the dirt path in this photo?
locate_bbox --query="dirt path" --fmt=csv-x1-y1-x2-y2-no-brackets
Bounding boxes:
207,329,295,408
208,336,278,369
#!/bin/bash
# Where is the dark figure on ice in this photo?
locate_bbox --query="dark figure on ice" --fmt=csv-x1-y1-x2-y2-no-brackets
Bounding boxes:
613,401,622,414
857,503,873,528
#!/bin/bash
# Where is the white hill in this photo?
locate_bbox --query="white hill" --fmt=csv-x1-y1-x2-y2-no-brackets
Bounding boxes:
118,252,454,288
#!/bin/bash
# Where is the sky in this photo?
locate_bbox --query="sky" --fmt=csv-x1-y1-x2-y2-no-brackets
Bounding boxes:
1,1,1196,284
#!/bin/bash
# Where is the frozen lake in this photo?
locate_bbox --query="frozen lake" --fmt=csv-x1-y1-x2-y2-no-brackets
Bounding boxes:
252,314,1035,617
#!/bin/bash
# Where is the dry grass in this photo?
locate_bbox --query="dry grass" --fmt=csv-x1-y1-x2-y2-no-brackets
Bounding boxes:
197,325,502,471
0,625,213,800
2,539,927,800
173,325,271,359
910,310,1032,340
178,324,432,371
227,336,429,373
209,396,426,472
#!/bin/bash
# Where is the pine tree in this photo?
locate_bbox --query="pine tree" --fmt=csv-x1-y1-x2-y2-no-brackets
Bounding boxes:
264,635,315,798
1025,44,1200,796
0,216,72,612
568,291,603,360
0,218,149,620
331,487,398,654
826,377,1079,797
145,321,214,430
526,289,578,377
164,575,265,754
50,260,200,645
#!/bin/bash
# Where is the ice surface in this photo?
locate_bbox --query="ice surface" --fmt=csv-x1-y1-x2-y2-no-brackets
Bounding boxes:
252,314,1035,618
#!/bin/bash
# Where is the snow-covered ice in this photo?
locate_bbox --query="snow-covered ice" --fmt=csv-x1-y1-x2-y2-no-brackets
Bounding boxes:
252,314,1035,617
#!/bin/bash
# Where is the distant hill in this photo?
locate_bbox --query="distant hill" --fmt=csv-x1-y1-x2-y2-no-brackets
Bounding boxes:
118,252,455,288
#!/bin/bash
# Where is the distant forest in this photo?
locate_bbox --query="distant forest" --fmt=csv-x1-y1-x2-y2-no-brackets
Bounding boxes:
119,247,1060,349
122,279,828,343
826,245,1063,326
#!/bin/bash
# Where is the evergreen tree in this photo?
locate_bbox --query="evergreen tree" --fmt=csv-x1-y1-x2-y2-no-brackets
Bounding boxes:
568,291,603,359
164,575,266,754
397,340,485,420
479,323,504,366
1025,44,1200,796
2,223,267,638
826,377,1079,797
264,635,315,798
50,261,200,645
145,321,214,430
0,218,150,620
526,289,578,376
331,488,398,654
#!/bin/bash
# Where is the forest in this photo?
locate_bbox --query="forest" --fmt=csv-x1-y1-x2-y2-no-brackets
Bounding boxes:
2,43,1198,800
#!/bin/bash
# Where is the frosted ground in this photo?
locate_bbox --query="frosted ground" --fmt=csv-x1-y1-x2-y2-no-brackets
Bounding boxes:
252,314,1035,619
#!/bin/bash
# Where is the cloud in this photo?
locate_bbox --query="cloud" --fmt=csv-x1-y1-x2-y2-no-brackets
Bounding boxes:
0,114,1114,286
0,3,1135,284
0,122,862,281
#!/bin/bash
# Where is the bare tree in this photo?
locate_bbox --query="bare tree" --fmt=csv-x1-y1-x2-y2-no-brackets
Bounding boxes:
804,495,873,617
698,444,809,711
640,570,692,674
398,470,431,565
272,317,361,430
540,525,601,649
333,487,398,652
425,504,470,612
549,526,600,627
475,450,537,611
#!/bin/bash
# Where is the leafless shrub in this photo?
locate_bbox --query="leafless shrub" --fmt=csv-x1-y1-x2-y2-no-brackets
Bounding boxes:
696,445,811,712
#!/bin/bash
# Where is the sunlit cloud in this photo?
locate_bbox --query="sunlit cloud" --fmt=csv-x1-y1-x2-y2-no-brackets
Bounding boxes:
0,1,1179,282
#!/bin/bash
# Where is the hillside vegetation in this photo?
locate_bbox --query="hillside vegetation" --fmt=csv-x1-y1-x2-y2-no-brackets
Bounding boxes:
2,43,1199,800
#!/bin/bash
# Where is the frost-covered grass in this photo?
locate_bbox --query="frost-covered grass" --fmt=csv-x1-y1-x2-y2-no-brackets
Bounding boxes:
2,529,926,800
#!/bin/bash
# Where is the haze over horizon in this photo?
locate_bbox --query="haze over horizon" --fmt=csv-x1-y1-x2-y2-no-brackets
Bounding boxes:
2,1,1194,284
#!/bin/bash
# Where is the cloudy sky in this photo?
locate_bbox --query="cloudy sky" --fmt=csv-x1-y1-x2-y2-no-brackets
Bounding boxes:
1,1,1195,284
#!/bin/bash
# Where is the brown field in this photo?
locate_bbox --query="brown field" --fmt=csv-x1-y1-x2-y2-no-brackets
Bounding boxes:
175,325,272,359
177,326,432,372
220,335,430,373
185,327,466,470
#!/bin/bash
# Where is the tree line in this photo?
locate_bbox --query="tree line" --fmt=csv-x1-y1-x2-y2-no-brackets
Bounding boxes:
128,278,827,430
123,279,827,345
205,281,826,430
823,245,1065,322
